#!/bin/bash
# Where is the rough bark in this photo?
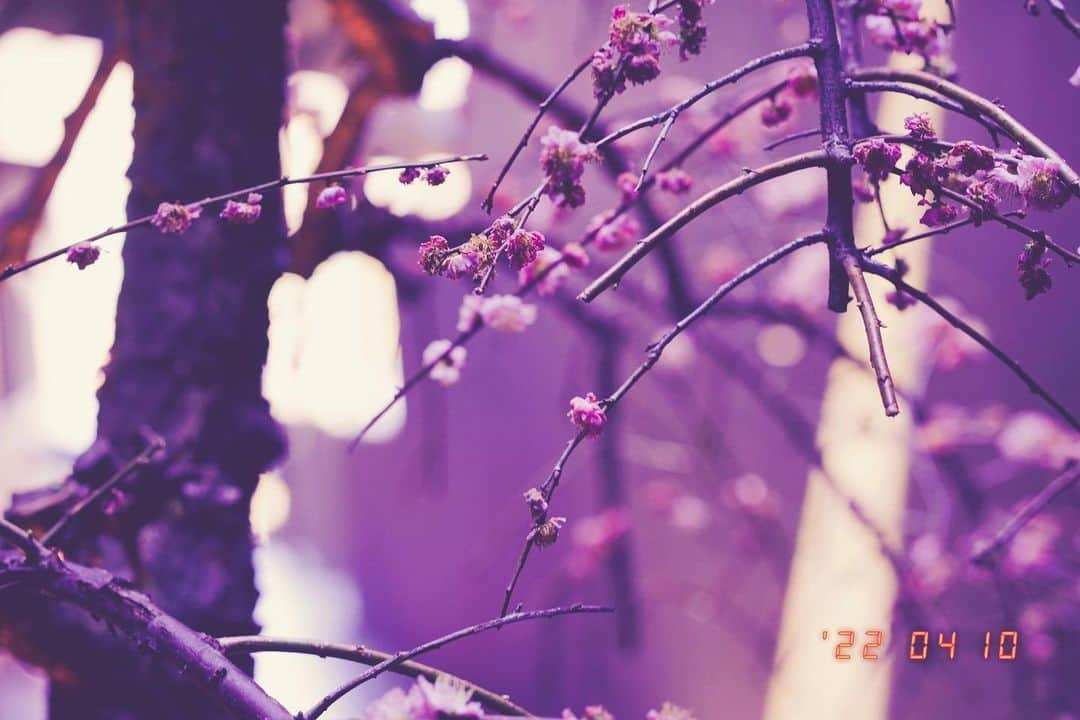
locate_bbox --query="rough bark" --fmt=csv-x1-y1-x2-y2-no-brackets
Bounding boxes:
6,1,289,717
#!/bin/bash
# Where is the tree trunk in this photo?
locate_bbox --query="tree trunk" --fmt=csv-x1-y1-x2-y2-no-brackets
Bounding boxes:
18,2,289,716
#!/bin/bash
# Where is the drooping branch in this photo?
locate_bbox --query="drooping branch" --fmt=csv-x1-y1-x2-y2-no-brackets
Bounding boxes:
218,636,531,716
971,461,1080,565
846,79,1011,143
304,605,612,720
500,235,825,615
1041,0,1080,40
861,257,1080,430
578,152,829,302
0,154,487,283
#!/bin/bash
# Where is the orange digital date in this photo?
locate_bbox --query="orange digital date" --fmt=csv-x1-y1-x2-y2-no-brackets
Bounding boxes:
821,629,1020,661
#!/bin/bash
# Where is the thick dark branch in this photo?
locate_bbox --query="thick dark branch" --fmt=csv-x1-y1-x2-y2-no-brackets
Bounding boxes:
304,605,612,720
579,151,829,301
861,258,1080,430
219,636,530,716
971,461,1080,565
0,553,293,720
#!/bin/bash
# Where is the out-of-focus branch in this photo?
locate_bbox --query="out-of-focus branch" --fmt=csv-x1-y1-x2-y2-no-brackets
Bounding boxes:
579,152,829,302
862,257,1080,430
0,48,121,273
1041,0,1080,40
971,461,1080,564
219,636,531,716
304,605,613,720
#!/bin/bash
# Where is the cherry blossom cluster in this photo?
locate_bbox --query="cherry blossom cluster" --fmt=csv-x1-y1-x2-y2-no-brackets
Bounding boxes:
852,114,1073,298
761,62,818,129
562,704,697,720
540,126,600,208
419,217,545,282
362,675,482,720
859,0,949,67
592,6,677,98
398,164,451,186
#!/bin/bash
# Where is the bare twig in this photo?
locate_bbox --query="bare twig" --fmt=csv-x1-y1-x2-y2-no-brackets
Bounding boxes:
579,151,829,302
39,432,166,546
971,461,1080,565
763,127,822,151
0,518,42,561
861,257,1080,430
501,235,824,614
219,636,531,716
1042,0,1080,40
481,55,592,212
0,154,488,283
303,604,612,720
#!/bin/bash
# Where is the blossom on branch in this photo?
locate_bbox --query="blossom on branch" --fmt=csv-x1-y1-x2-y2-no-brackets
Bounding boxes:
424,166,450,186
568,392,607,436
315,184,349,209
66,242,101,270
151,201,201,234
853,138,902,182
518,246,570,296
422,339,467,386
657,168,694,195
219,193,263,224
540,126,598,208
1016,156,1071,211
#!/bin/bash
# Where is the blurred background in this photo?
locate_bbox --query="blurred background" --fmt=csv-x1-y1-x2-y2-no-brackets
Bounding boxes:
0,0,1077,718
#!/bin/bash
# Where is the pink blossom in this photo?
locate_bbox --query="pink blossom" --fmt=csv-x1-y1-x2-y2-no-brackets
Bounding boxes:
590,213,640,251
903,112,936,140
1017,156,1071,211
567,507,631,579
787,63,818,98
151,201,202,234
996,411,1079,468
1017,240,1052,300
568,392,607,436
657,168,694,195
219,193,263,224
422,339,467,386
506,229,546,270
443,250,480,280
518,247,570,296
363,686,423,720
540,126,597,208
315,184,349,209
66,242,101,270
398,166,421,184
760,99,793,128
647,702,697,720
616,171,639,203
853,138,902,182
905,533,953,599
1004,515,1061,577
456,295,483,332
945,140,995,176
1071,65,1080,88
418,235,449,276
414,676,483,719
561,242,590,269
423,166,449,186
478,294,537,332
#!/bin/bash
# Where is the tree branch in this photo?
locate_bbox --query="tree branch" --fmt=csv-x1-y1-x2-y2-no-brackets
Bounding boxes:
219,636,531,716
578,151,829,302
303,605,612,720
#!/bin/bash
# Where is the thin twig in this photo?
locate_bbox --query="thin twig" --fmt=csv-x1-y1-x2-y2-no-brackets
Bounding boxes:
1042,0,1080,40
481,55,592,213
865,212,1020,256
971,461,1080,564
0,517,42,561
579,151,829,302
39,432,166,546
840,249,899,415
501,235,824,614
303,605,612,720
861,257,1080,430
0,154,488,283
763,127,822,152
350,84,785,447
219,636,531,716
